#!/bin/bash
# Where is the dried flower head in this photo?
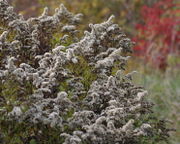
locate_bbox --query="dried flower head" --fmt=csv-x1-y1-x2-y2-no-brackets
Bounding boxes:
0,1,170,144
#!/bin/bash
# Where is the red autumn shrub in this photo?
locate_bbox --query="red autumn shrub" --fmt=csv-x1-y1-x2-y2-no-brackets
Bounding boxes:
133,0,180,70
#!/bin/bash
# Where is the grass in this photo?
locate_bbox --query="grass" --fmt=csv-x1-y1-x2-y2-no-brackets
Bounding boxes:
132,67,180,144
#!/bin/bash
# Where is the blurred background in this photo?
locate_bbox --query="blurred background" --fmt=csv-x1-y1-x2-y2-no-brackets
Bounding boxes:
7,0,180,143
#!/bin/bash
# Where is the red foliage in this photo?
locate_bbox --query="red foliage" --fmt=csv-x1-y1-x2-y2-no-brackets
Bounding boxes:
133,0,180,70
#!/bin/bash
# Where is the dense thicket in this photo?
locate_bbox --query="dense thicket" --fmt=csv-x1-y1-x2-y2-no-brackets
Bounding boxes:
0,0,170,143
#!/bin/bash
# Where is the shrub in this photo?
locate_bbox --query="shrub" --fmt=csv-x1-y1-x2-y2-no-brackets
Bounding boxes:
8,0,148,35
133,0,179,70
0,0,170,143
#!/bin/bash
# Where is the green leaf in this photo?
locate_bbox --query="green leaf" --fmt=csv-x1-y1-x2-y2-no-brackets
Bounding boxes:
30,139,37,144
